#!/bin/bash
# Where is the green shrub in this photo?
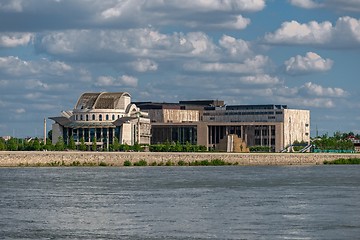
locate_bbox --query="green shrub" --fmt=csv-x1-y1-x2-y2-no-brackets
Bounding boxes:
190,160,200,166
70,161,81,166
324,158,360,164
123,160,132,166
98,161,107,166
210,159,226,166
249,146,271,152
200,160,209,166
165,160,174,166
134,159,147,166
177,160,186,166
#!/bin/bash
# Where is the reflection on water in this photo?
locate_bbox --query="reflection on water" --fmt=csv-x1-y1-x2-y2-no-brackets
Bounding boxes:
0,166,360,239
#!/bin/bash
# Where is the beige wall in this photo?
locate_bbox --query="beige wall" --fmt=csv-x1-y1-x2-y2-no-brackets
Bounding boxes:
147,109,199,123
283,109,310,148
121,123,132,145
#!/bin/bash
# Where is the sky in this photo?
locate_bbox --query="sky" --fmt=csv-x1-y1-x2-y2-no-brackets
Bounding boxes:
0,0,360,138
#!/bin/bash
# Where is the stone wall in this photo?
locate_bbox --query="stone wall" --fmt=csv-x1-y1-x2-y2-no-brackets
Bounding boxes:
1,151,360,167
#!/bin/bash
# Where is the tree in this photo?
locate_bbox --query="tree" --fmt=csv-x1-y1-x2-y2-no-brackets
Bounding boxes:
55,136,65,151
7,138,18,151
92,137,97,151
112,137,120,151
32,138,41,151
68,136,76,150
79,138,87,151
0,138,5,151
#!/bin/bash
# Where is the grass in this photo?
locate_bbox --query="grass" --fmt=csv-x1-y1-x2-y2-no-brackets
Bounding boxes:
133,159,147,166
16,158,240,167
324,158,360,164
17,160,109,167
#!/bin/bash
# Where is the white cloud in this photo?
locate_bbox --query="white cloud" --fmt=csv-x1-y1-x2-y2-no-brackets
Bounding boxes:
25,92,42,100
219,35,252,58
0,0,265,32
289,0,322,9
145,0,266,12
290,0,360,12
284,52,333,75
293,98,335,108
96,75,138,87
211,15,251,30
0,0,23,12
38,29,219,59
0,33,33,47
14,108,26,114
0,56,73,77
301,82,348,97
0,80,9,87
130,59,158,72
120,75,138,87
183,55,270,74
240,74,280,85
25,80,49,90
264,20,332,44
264,16,360,48
0,56,35,76
96,76,115,86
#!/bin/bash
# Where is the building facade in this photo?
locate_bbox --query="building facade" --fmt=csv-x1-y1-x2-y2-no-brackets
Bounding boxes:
136,101,310,152
50,92,151,149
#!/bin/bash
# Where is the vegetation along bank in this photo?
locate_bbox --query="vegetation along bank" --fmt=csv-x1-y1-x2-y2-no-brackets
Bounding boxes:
1,151,360,167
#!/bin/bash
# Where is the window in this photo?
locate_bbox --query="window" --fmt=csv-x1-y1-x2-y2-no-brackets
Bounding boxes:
99,114,102,121
75,115,78,121
112,114,115,120
92,114,95,121
106,114,109,121
86,115,89,121
118,115,120,119
80,115,83,121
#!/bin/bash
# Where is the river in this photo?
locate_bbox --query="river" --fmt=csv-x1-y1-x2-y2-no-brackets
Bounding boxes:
1,166,360,239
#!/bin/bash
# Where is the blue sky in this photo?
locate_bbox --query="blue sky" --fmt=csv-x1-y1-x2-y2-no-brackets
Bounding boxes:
0,0,360,138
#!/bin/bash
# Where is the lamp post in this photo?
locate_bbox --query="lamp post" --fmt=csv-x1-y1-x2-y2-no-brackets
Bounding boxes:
44,118,47,145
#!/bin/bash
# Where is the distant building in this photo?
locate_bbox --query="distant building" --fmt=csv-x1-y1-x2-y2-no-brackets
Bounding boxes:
347,136,360,153
1,136,12,141
50,92,151,149
135,101,310,152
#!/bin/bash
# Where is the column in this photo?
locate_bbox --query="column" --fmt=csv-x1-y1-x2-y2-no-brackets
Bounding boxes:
106,128,109,150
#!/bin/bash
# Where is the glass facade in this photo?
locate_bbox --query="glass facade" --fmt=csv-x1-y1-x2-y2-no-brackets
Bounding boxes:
62,127,119,149
151,126,197,144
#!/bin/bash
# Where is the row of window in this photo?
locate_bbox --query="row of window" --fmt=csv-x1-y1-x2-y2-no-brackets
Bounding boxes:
203,111,283,116
75,114,122,121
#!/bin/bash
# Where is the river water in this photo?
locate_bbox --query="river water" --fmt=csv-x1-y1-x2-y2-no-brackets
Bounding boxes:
0,166,360,239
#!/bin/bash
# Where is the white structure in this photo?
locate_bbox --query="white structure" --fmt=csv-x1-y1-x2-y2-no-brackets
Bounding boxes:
50,92,151,149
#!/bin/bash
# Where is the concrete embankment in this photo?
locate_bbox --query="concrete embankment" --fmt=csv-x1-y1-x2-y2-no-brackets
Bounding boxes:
1,151,360,167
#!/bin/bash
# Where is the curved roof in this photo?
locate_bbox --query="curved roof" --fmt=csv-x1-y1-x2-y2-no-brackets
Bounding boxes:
75,92,131,110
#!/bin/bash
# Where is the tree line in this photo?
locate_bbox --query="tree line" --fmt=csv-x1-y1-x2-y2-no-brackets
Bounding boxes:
0,136,207,152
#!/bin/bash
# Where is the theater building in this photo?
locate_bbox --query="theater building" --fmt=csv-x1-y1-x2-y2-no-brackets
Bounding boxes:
135,101,310,152
50,92,151,149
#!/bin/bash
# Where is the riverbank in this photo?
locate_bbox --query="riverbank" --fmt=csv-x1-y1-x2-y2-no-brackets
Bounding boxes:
1,151,360,167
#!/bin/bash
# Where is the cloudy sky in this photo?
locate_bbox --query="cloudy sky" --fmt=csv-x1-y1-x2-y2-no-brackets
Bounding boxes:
0,0,360,138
